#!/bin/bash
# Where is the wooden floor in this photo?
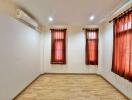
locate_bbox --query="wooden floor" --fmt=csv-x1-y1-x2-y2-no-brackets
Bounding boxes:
15,74,128,100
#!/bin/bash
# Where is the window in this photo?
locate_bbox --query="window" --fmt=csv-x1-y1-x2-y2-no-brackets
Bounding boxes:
51,29,66,64
112,10,132,82
84,28,99,65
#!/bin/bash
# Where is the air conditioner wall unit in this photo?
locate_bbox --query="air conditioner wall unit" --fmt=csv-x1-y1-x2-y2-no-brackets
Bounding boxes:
16,9,39,29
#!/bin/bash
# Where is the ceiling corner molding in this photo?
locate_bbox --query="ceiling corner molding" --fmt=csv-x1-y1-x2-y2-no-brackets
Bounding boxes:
99,0,132,25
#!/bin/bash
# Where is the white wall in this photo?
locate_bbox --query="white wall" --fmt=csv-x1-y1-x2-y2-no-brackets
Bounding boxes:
42,26,102,73
0,15,41,100
99,22,132,99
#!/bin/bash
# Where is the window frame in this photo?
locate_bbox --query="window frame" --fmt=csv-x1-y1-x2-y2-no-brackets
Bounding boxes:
84,28,99,65
112,10,132,82
51,29,66,64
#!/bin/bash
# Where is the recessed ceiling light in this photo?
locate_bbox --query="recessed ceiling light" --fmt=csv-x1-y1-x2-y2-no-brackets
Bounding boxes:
89,16,95,21
48,16,53,22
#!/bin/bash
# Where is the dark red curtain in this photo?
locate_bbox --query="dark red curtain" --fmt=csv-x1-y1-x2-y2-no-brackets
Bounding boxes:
51,29,66,64
85,28,98,65
112,10,132,82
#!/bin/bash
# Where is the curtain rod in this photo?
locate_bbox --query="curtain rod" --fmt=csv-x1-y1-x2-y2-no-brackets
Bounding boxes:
50,28,67,31
109,6,132,23
82,28,99,31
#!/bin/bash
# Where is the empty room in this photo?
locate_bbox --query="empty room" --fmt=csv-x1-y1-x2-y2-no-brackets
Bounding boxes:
0,0,132,100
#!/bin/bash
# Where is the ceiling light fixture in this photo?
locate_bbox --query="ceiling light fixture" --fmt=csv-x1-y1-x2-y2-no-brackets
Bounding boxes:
48,16,53,22
89,16,95,21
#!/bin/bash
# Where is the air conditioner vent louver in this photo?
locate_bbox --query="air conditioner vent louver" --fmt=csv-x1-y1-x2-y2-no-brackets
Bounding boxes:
16,9,39,30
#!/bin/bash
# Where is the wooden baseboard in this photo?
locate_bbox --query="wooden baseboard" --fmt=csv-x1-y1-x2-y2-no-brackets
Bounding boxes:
13,74,41,100
98,74,130,100
42,73,98,75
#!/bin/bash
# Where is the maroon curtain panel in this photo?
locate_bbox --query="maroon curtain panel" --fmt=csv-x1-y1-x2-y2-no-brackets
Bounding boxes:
112,10,132,82
51,29,66,64
84,28,99,65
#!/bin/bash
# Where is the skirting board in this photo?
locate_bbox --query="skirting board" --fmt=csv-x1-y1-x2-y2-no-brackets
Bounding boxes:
43,72,97,75
98,74,130,100
12,73,129,100
13,74,41,100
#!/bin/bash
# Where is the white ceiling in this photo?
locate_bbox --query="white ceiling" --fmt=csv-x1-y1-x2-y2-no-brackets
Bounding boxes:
12,0,129,26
